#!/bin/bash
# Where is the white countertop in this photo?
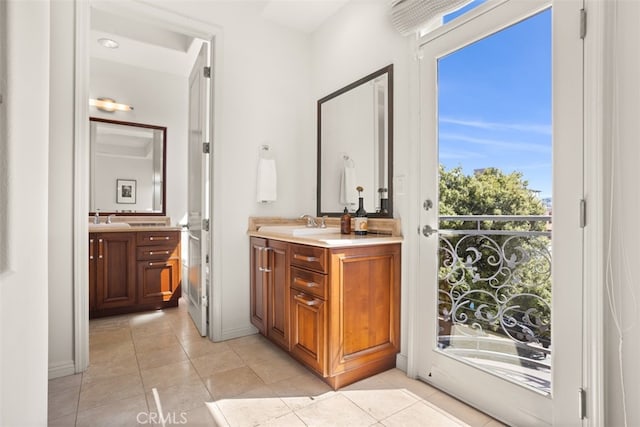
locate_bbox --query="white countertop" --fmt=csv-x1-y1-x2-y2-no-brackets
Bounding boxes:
248,229,402,248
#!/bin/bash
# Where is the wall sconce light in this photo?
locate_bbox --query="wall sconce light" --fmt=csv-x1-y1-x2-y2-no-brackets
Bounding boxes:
89,98,134,112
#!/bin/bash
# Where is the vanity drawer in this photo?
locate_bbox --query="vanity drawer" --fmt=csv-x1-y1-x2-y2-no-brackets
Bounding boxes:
289,244,327,273
290,266,327,299
137,245,179,261
137,231,180,246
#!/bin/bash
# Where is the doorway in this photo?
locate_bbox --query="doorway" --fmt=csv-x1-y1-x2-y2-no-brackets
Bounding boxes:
414,0,584,424
73,0,222,372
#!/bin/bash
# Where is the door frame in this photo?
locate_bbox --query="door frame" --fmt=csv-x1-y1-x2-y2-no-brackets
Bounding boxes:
73,0,224,372
405,0,605,424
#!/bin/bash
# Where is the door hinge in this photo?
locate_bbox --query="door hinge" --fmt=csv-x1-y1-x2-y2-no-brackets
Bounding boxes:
205,254,209,264
578,388,587,419
202,218,210,231
580,8,587,39
203,142,210,154
202,295,208,307
203,66,211,78
580,199,587,228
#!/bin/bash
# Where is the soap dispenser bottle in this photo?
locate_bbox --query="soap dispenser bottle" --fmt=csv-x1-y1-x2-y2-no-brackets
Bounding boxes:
340,207,351,235
354,186,368,236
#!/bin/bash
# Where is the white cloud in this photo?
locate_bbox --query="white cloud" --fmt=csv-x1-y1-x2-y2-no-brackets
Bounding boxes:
439,132,550,153
440,116,552,135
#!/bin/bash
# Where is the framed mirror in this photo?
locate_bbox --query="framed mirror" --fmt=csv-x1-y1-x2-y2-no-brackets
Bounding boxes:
317,64,393,218
89,117,166,216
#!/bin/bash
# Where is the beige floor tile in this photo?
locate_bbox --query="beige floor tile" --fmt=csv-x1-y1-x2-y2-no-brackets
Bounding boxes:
182,403,217,426
425,391,492,427
89,315,131,334
342,388,419,421
136,342,190,370
179,336,232,359
268,371,334,411
231,338,288,365
373,369,440,401
203,366,266,401
47,412,77,427
75,394,148,427
90,340,136,364
133,331,181,353
258,411,306,427
48,383,81,421
49,373,82,395
483,419,508,427
380,401,467,427
82,355,140,383
191,349,246,378
147,381,212,415
140,360,203,392
214,387,291,427
294,394,377,427
249,353,308,384
78,372,145,412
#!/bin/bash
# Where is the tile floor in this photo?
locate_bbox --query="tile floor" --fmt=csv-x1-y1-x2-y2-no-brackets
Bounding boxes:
48,300,505,426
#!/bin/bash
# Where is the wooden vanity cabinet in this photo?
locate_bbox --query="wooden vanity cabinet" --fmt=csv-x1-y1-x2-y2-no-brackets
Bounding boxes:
250,237,401,389
89,230,181,318
250,237,290,350
89,232,137,313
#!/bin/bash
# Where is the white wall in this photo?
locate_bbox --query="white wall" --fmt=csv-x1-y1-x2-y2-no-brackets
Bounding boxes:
0,1,50,424
603,1,640,425
90,57,188,224
311,1,413,362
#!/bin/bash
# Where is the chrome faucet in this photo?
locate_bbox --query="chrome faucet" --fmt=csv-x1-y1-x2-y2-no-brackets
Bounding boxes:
93,209,100,224
299,214,318,228
106,215,113,224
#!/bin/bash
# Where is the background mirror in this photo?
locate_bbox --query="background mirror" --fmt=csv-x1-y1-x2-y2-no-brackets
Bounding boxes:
89,117,166,215
317,64,393,218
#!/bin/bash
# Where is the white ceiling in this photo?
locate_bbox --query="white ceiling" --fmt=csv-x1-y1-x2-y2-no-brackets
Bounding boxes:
90,1,351,76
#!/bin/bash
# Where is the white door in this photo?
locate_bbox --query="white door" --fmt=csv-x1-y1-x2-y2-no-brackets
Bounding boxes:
187,43,210,336
417,1,584,425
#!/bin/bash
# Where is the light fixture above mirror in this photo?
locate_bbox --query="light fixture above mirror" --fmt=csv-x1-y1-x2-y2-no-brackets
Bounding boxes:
89,97,134,112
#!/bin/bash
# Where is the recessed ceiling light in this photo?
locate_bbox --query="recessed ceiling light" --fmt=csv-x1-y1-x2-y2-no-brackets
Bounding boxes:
98,38,119,49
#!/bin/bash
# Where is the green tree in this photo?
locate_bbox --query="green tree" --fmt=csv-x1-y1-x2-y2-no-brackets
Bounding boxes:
438,166,551,348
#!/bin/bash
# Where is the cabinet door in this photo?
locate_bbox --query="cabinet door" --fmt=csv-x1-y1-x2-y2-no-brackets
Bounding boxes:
89,235,96,312
137,257,180,305
250,237,268,334
95,232,137,310
290,291,326,376
327,244,401,374
267,239,289,350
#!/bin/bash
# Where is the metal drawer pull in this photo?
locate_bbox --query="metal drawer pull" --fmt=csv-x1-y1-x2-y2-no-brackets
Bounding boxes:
149,236,170,241
295,294,320,306
293,254,319,262
149,262,163,266
98,239,104,259
258,267,271,273
89,239,94,260
294,277,318,288
149,251,170,256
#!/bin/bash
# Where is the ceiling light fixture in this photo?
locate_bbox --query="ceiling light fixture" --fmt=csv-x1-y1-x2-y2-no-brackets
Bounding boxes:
97,38,119,49
89,98,134,112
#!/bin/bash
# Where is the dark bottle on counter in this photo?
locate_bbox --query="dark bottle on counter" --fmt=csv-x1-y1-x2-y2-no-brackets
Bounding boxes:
340,207,352,235
354,187,368,235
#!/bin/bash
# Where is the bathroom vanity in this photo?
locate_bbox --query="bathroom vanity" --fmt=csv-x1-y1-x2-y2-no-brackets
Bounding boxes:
248,217,402,389
88,222,181,318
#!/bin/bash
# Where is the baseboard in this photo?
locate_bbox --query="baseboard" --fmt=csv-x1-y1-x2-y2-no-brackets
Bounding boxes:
216,325,258,342
395,353,408,372
48,360,76,379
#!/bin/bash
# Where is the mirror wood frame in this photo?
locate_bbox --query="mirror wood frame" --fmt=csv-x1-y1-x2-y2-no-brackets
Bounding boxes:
317,64,394,218
89,117,167,216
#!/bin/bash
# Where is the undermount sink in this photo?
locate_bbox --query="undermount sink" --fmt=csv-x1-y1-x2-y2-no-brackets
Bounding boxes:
89,222,131,229
258,225,339,236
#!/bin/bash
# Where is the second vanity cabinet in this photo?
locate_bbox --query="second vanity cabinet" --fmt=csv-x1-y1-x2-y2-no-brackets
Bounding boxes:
250,236,401,389
89,229,181,318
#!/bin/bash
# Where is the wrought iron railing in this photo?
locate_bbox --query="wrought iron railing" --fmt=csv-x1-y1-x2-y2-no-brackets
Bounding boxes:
437,215,552,353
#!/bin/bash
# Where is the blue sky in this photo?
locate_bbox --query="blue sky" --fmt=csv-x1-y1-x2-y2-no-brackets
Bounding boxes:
438,6,552,198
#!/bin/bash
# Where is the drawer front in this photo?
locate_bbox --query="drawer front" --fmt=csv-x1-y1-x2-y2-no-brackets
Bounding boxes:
137,231,180,246
290,266,326,299
289,244,327,273
137,245,179,261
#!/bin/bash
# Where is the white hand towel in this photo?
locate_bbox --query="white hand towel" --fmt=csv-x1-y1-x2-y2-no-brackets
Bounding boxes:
256,158,277,203
339,165,357,206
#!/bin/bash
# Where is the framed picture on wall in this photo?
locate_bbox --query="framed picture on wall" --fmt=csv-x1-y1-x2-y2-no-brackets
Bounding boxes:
116,179,136,204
